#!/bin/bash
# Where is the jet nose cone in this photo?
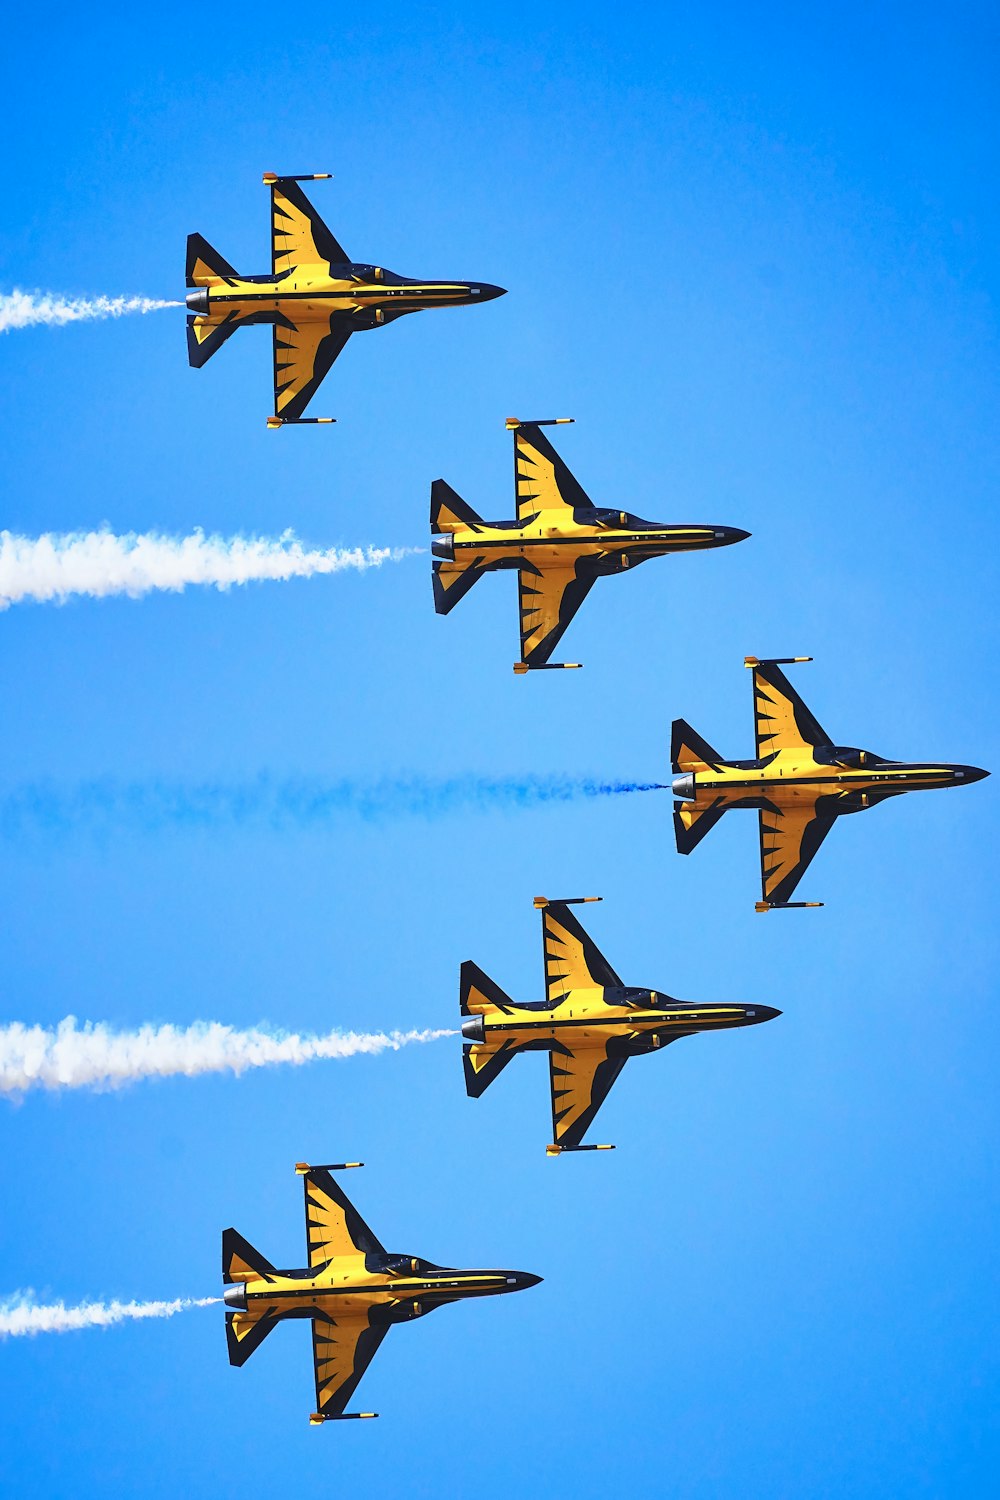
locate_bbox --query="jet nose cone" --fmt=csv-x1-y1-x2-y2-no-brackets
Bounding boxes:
714,526,751,546
956,765,990,784
745,1005,782,1024
473,282,506,301
506,1271,542,1291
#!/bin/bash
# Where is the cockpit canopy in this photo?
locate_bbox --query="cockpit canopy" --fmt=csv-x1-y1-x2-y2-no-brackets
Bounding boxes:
827,747,879,769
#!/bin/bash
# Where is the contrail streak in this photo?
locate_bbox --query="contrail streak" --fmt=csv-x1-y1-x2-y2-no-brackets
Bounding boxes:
0,1293,218,1338
0,774,666,839
0,1018,455,1097
0,529,417,608
0,290,179,332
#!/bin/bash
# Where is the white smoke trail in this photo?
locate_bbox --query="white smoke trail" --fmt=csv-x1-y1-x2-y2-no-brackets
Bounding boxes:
0,530,418,608
0,1293,217,1338
0,1018,455,1097
0,290,179,332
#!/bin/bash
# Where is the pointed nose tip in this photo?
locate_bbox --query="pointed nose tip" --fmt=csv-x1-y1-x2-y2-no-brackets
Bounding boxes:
747,1005,781,1024
962,765,990,784
475,283,506,301
511,1271,542,1291
715,526,751,546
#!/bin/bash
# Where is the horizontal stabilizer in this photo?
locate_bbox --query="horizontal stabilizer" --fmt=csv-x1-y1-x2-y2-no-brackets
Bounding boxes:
186,313,240,370
226,1306,282,1368
673,799,727,855
460,959,514,1017
223,1227,276,1283
671,718,724,773
186,232,239,287
463,1041,518,1098
431,479,485,534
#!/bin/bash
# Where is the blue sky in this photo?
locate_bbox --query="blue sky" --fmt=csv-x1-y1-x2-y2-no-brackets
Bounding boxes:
1,3,998,1494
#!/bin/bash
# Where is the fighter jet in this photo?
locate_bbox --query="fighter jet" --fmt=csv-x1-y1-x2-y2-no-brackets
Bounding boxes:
672,656,990,910
223,1161,539,1423
431,418,749,672
461,896,778,1152
186,173,505,425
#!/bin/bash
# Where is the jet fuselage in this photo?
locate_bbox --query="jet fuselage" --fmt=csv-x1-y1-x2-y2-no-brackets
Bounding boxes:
463,987,778,1054
224,1253,538,1327
432,511,748,575
672,745,987,814
185,263,504,333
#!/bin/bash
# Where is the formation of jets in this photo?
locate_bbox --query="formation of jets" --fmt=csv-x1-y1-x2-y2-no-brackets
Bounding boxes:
85,168,969,1420
187,173,986,1423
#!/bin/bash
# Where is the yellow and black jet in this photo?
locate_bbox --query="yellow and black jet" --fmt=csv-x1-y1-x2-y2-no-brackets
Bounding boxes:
431,418,749,672
461,896,778,1153
186,173,505,425
223,1161,540,1423
672,655,990,911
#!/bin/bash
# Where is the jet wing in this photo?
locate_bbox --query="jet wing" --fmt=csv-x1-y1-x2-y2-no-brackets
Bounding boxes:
312,1314,389,1420
550,1045,627,1148
270,177,349,274
514,423,593,523
518,564,596,667
759,800,836,905
273,321,351,421
542,900,623,1002
751,660,830,756
301,1167,385,1268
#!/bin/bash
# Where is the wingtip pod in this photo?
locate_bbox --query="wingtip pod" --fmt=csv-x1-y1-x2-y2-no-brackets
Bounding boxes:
546,1143,615,1156
505,416,574,430
533,895,601,908
264,172,333,184
267,416,336,428
754,901,824,912
513,662,583,673
743,654,815,666
310,1412,378,1424
295,1161,363,1174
